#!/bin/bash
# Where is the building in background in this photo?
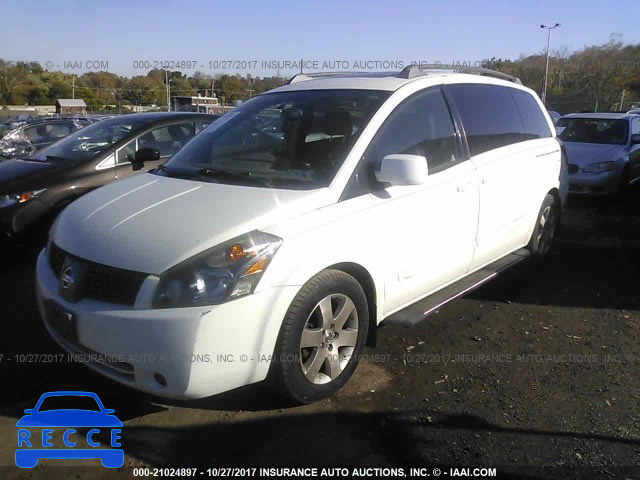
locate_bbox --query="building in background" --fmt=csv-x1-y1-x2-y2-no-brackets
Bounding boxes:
56,99,87,116
172,95,229,114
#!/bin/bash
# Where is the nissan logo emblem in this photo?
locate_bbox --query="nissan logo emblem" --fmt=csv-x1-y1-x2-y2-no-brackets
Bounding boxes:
61,267,74,289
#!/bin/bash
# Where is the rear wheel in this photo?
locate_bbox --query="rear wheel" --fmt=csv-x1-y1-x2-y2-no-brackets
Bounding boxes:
528,194,559,256
270,269,369,404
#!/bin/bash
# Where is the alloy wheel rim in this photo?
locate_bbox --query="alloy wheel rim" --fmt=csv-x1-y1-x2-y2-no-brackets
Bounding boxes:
537,205,556,255
299,293,358,385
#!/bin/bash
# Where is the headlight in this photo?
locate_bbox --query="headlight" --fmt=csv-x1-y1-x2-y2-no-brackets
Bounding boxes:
583,161,615,173
0,189,46,208
152,231,282,308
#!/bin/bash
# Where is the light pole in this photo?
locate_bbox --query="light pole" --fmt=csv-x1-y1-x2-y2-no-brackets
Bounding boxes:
540,23,560,106
165,69,171,111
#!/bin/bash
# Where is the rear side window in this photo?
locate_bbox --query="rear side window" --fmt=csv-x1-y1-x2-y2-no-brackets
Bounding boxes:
447,84,527,156
510,89,552,139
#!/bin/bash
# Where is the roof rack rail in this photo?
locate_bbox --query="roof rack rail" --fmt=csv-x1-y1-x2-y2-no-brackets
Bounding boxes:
287,72,360,84
397,64,522,84
287,66,523,85
456,67,522,85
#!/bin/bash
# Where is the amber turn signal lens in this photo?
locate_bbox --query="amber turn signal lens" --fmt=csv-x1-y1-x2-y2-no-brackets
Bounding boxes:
245,257,268,276
18,192,32,203
228,243,246,261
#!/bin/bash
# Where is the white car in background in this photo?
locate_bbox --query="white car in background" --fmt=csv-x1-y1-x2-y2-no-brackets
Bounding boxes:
36,67,566,404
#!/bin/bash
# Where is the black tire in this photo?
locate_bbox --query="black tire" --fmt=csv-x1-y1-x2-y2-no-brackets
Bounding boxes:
528,194,559,256
269,269,369,404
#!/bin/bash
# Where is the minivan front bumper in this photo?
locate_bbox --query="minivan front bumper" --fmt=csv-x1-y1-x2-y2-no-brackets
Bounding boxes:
35,249,299,399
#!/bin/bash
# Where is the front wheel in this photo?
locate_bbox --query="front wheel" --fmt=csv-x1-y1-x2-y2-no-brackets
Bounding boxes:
528,194,559,256
269,269,369,404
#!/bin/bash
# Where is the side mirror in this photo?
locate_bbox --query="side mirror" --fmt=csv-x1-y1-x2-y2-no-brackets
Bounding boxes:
375,154,429,186
131,147,160,171
631,134,640,145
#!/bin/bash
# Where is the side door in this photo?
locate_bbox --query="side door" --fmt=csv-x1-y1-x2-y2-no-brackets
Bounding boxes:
115,121,197,179
342,87,480,315
445,83,543,269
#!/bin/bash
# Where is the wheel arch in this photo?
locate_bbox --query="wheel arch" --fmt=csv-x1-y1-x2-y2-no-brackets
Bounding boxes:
325,262,378,348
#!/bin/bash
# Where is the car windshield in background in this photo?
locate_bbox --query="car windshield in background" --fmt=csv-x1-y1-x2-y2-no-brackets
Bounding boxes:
160,89,391,189
30,117,151,162
557,118,628,145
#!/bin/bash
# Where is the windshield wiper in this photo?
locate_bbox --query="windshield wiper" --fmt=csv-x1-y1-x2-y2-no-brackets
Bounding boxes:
196,167,274,187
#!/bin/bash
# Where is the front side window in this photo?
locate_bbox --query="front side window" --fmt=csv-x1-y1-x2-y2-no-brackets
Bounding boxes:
558,118,628,145
342,88,460,199
30,117,151,162
160,89,390,189
367,87,460,172
137,122,196,158
447,83,528,156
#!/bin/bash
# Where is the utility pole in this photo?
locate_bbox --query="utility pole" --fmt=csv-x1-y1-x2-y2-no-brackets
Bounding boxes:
72,75,75,99
540,23,561,106
165,69,171,111
246,89,254,99
620,89,626,111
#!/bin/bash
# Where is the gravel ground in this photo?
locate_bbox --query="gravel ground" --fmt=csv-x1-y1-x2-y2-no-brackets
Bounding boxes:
1,189,639,479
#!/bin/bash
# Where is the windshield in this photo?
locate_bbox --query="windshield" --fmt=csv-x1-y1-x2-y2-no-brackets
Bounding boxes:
159,89,390,189
557,118,628,145
30,116,152,162
37,395,101,412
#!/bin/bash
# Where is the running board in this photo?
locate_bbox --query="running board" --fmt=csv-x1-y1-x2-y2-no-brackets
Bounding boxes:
383,248,531,328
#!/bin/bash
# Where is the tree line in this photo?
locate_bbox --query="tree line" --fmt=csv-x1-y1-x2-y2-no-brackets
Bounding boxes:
1,36,639,114
485,35,640,113
0,64,285,112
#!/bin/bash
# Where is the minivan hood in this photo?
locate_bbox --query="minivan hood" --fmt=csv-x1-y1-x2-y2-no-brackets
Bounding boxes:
53,174,332,274
562,142,627,167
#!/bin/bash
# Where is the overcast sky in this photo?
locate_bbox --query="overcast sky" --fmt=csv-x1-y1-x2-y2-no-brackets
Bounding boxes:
1,0,636,77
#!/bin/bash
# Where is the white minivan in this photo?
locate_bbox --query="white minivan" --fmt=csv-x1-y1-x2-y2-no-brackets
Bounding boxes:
36,67,567,403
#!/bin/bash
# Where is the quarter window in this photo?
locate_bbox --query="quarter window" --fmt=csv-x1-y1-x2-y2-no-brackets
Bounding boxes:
447,84,528,156
631,117,640,136
510,89,553,139
116,138,137,164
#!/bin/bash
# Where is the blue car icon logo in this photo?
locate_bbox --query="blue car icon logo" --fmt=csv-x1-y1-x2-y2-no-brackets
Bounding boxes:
16,391,123,468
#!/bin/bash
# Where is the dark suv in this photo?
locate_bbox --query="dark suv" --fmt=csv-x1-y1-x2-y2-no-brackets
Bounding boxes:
0,112,219,237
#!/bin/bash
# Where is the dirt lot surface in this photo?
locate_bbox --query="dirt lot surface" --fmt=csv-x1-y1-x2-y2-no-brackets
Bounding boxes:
1,190,639,479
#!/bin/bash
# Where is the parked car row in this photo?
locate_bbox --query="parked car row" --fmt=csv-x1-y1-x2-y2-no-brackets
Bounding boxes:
544,108,640,196
556,112,640,196
0,117,98,159
0,112,219,237
32,67,565,404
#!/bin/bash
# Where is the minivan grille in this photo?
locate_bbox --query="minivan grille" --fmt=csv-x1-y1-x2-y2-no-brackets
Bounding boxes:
49,242,147,306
